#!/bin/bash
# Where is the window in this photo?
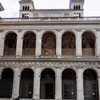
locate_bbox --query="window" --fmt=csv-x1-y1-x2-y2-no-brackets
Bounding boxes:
22,13,29,19
22,6,29,11
74,5,80,10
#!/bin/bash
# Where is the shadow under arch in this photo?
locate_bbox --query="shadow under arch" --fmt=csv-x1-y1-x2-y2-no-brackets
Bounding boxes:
19,68,34,98
83,69,99,100
62,68,76,99
0,68,14,98
40,68,55,99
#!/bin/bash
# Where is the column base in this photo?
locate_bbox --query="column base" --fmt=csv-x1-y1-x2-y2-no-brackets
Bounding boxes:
35,55,40,58
76,55,82,58
16,55,22,58
57,55,61,58
33,95,40,100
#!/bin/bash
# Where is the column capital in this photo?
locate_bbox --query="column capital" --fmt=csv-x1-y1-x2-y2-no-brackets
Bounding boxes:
17,36,23,40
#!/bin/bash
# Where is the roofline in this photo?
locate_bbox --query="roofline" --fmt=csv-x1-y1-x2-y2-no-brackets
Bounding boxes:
0,3,4,11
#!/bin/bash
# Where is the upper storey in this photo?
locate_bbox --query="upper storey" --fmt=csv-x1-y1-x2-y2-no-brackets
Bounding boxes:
19,0,84,18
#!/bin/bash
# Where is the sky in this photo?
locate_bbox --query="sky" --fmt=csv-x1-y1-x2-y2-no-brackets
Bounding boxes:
0,0,100,18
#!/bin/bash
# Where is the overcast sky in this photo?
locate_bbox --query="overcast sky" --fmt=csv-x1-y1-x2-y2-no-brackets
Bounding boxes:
0,0,100,18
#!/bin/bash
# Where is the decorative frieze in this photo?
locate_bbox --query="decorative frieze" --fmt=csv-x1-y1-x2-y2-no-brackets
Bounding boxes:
0,60,100,69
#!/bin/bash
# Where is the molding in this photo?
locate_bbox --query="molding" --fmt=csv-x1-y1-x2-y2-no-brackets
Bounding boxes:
0,60,100,69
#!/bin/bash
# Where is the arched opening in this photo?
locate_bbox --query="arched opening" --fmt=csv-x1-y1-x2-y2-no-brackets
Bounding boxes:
23,32,36,56
62,32,76,56
4,32,17,55
62,69,76,99
19,68,34,98
0,68,13,98
82,32,95,56
42,32,56,55
83,69,99,100
40,68,55,99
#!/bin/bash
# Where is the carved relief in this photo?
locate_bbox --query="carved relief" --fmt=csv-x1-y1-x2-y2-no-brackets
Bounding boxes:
82,32,95,48
23,32,36,55
82,32,95,56
42,32,56,55
4,32,17,55
0,61,100,69
62,32,75,55
62,32,75,48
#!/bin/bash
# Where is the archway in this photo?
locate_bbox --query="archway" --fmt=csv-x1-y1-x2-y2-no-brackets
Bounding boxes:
42,32,56,55
62,69,76,99
40,68,55,99
4,32,17,55
23,31,36,55
19,68,34,98
83,69,99,100
82,31,95,56
0,68,13,98
62,32,76,56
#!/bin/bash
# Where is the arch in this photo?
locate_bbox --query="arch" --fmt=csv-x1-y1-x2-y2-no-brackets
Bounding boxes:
62,69,76,99
82,31,96,56
62,31,76,56
19,68,34,98
4,32,17,56
42,32,56,55
23,31,36,56
0,68,14,98
83,69,99,100
40,68,55,99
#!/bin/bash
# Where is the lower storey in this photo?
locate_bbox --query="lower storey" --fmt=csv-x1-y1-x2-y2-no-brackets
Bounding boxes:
0,60,100,100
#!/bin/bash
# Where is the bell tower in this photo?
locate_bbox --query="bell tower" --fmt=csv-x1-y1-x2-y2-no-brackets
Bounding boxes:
69,0,84,17
19,0,35,18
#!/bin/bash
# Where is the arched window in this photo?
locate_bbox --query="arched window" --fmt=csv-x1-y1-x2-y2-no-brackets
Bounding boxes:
42,32,56,55
19,68,34,98
4,32,17,56
82,31,95,56
62,32,76,56
23,32,36,56
83,69,99,100
40,68,55,99
62,69,76,99
0,68,13,98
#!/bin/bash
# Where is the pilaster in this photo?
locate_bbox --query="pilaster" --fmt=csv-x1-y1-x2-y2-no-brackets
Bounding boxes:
12,68,20,99
35,33,42,58
55,68,62,99
76,32,82,58
33,68,41,99
96,31,100,58
56,36,62,58
16,32,23,57
0,33,5,57
77,68,84,100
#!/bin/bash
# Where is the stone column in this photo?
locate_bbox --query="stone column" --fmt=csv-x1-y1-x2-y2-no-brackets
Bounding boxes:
76,32,82,58
56,36,62,58
96,31,100,57
55,68,62,99
12,68,20,99
33,68,41,99
35,34,42,58
77,68,84,100
16,33,23,58
0,33,5,57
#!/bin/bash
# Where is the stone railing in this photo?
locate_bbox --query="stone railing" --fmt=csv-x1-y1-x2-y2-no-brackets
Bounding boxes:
1,17,100,22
